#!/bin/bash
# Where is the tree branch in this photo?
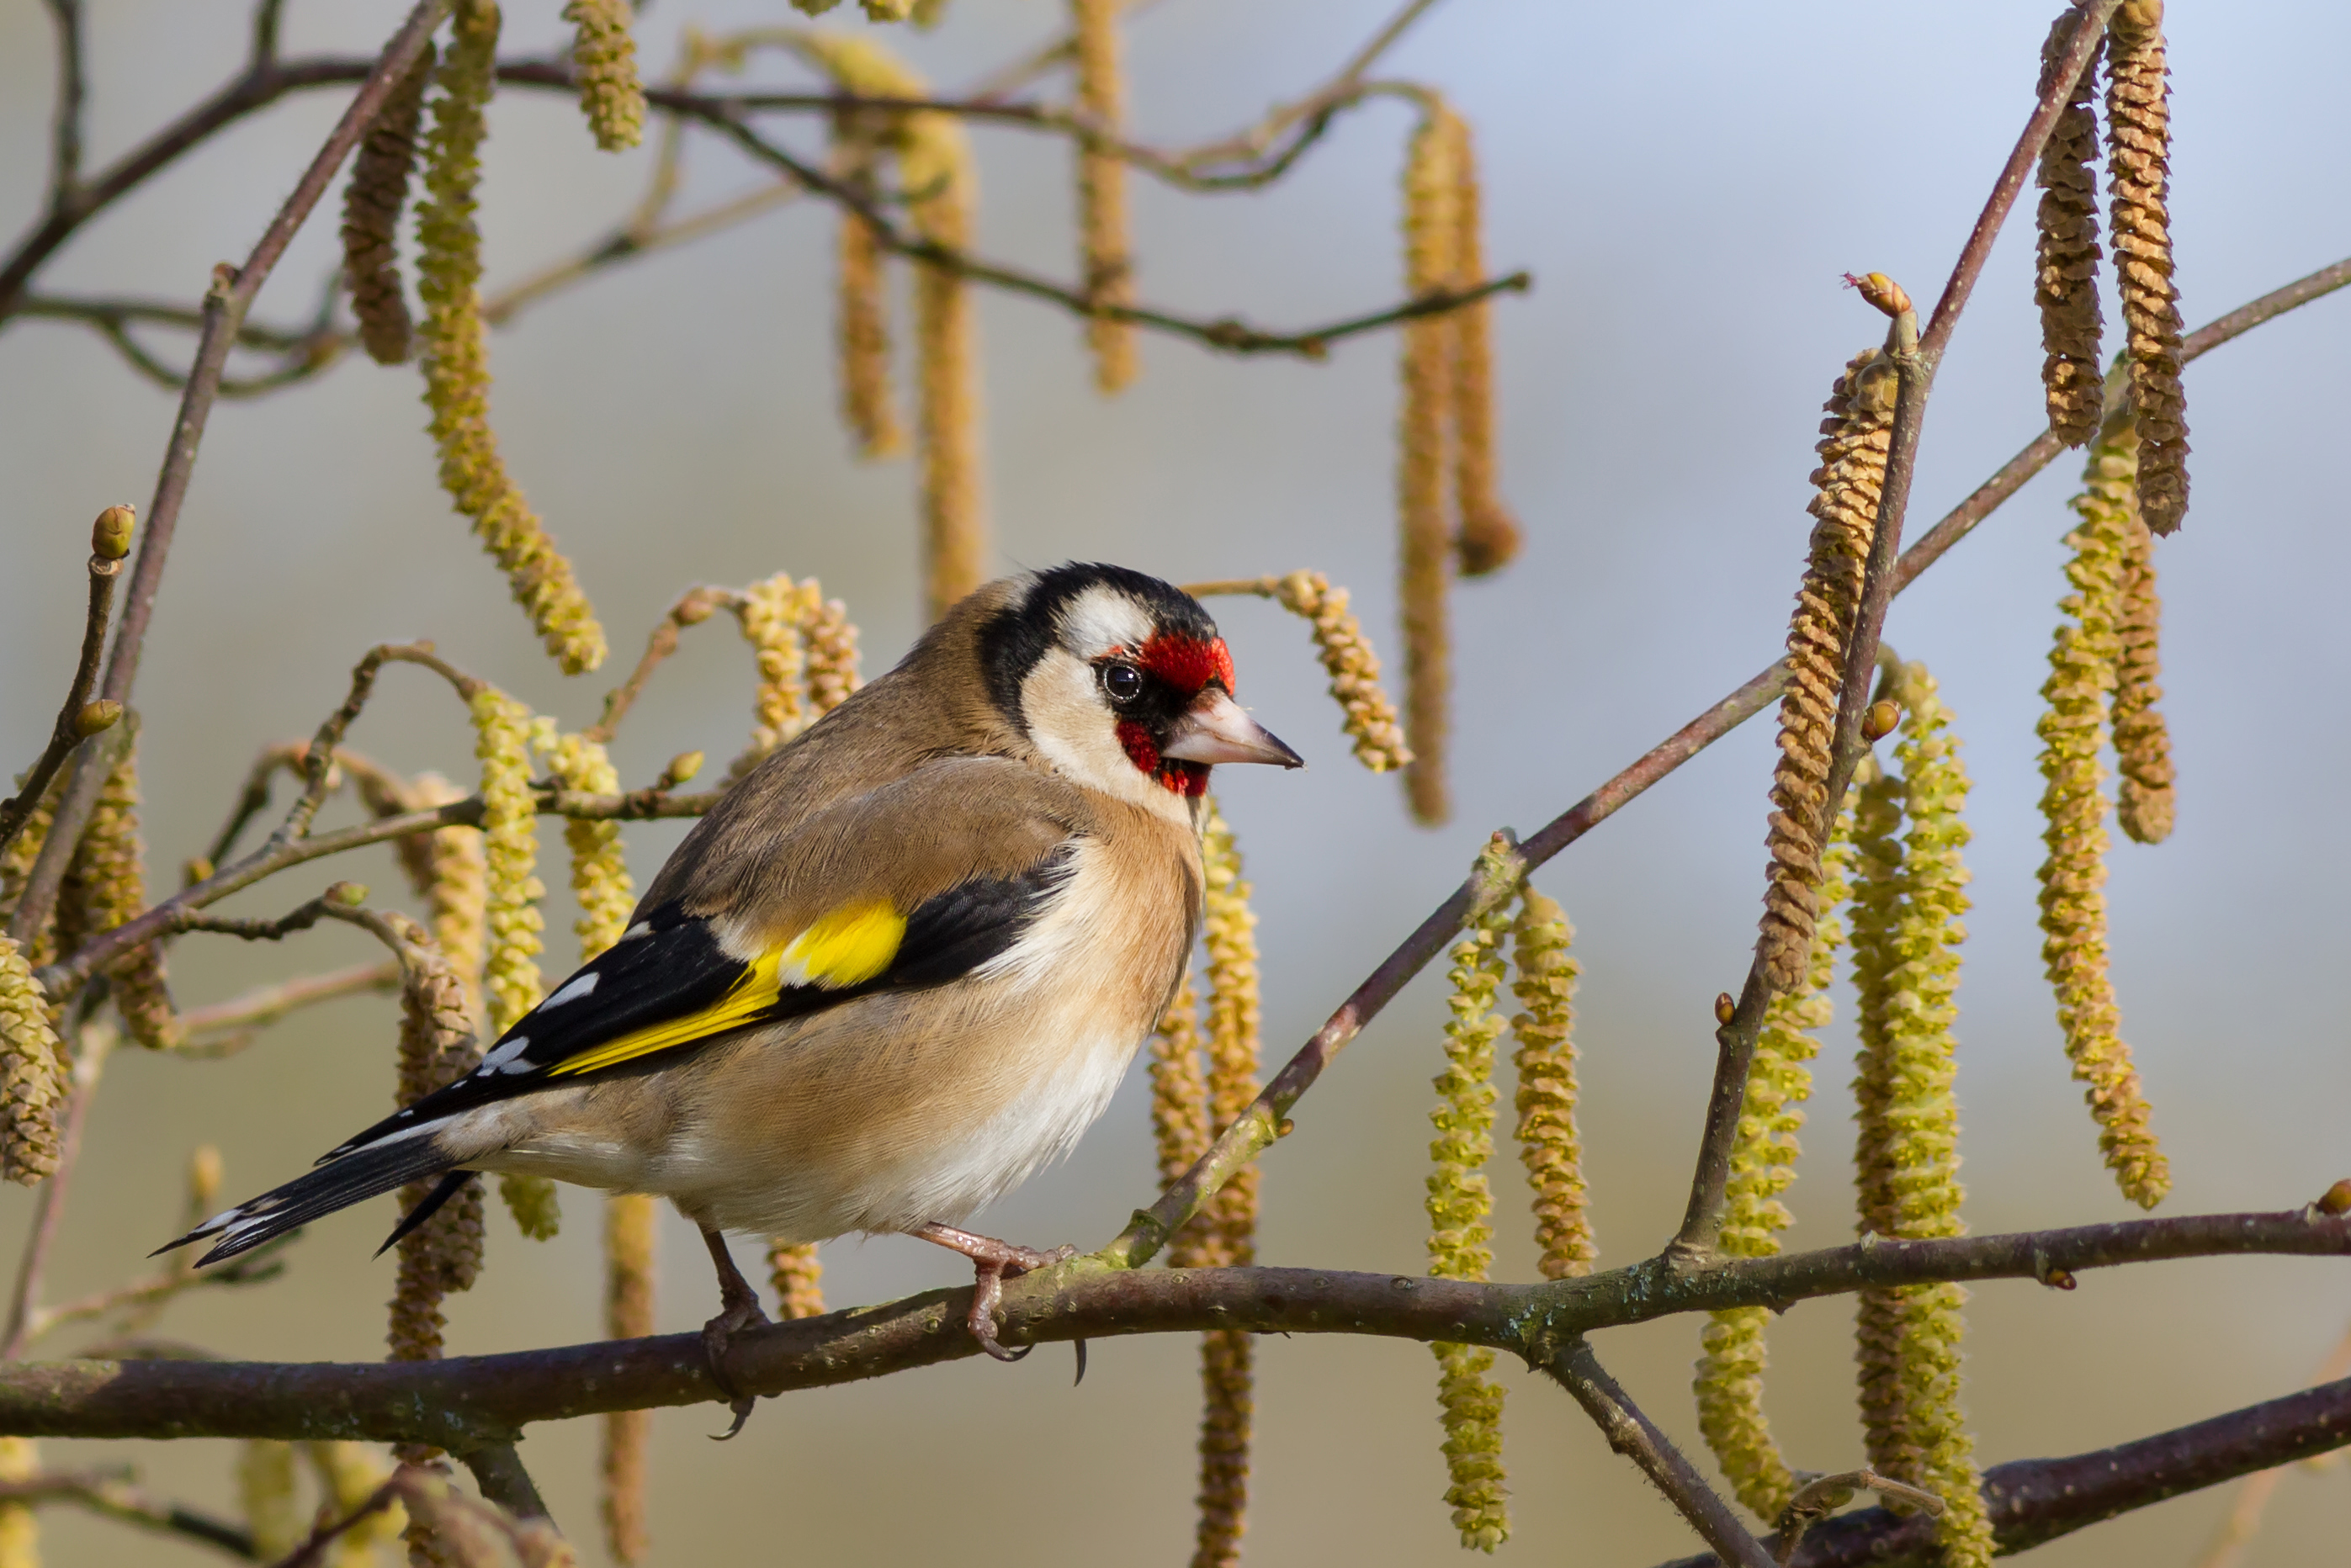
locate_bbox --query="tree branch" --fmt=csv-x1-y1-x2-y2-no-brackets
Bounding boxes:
40,0,86,206
0,1205,2340,1444
1545,1337,1775,1568
1656,1373,2351,1568
0,509,124,863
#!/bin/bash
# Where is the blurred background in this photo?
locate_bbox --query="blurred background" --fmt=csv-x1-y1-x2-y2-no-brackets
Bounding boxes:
3,0,2349,1562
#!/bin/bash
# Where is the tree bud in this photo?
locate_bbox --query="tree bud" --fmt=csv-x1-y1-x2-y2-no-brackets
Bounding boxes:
661,750,705,789
1713,992,1736,1025
2317,1179,2351,1216
73,699,122,737
1863,698,1901,743
91,505,135,559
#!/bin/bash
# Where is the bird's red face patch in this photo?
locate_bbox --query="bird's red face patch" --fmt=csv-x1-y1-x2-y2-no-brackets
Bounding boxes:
1116,720,1209,797
1137,633,1234,698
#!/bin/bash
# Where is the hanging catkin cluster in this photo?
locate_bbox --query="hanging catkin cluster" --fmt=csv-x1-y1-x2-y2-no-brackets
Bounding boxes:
1425,875,1513,1552
2111,455,2176,845
1071,0,1136,391
1397,104,1459,825
564,0,645,152
833,147,905,460
1848,663,1996,1568
1173,799,1262,1568
1695,810,1852,1521
724,574,864,780
385,912,486,1375
1268,572,1412,773
541,730,653,1567
2106,0,2189,534
241,1440,304,1560
59,747,179,1050
2034,9,2104,446
469,686,561,1239
417,0,608,675
307,1441,407,1567
0,936,63,1186
794,34,988,622
1509,889,1591,1281
1756,349,1894,992
342,45,434,365
393,771,488,1025
0,1434,36,1568
767,1239,826,1319
2038,425,2169,1207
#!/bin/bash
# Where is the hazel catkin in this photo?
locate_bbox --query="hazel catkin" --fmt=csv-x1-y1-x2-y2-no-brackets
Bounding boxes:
2106,0,2189,533
342,44,435,366
2034,9,2105,446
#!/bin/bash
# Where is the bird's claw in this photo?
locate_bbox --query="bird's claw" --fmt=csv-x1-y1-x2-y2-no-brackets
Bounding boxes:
700,1295,771,1441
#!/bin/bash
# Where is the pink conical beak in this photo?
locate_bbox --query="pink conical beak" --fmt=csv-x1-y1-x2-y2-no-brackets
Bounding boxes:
1159,689,1304,769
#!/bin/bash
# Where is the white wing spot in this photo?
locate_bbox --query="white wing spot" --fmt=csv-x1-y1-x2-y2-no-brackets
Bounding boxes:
543,972,600,1009
479,1034,531,1075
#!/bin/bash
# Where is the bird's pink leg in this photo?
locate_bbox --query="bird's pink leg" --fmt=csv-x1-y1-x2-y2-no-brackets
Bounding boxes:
914,1221,1076,1363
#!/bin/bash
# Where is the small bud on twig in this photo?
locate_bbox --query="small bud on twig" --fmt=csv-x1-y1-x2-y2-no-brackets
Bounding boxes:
1862,698,1900,744
2317,1179,2351,1216
658,750,703,791
72,700,122,738
91,505,135,560
326,881,369,907
182,856,215,887
2042,1268,2078,1290
1844,272,1913,318
1713,993,1736,1026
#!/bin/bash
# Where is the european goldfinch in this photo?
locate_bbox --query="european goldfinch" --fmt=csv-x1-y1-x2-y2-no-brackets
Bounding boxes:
165,564,1301,1401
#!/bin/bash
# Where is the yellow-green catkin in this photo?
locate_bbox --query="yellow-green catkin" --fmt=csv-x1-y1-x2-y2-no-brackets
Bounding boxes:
1446,116,1519,579
767,1240,826,1318
1697,813,1851,1519
240,1440,305,1561
417,0,608,675
802,591,862,714
1071,0,1136,391
2034,7,2105,447
564,0,645,152
1509,889,1591,1281
470,687,560,1239
343,44,435,365
306,1442,408,1568
0,937,63,1185
1398,102,1463,826
398,771,488,1027
1268,572,1412,773
0,1436,38,1568
1757,349,1895,991
58,746,178,1050
2113,510,2175,845
1849,665,1996,1568
1427,879,1511,1552
2106,0,2189,534
730,573,820,778
2038,427,2169,1208
1185,799,1260,1568
1151,970,1213,1255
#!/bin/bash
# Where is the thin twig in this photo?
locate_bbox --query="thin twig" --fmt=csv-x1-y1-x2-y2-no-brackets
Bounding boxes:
41,0,86,205
1546,1337,1775,1568
1771,1470,1942,1568
458,1444,549,1522
175,960,401,1051
22,1236,293,1348
0,1470,256,1560
0,517,123,862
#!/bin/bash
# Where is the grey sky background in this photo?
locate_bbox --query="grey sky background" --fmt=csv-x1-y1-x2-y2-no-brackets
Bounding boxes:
3,0,2348,1562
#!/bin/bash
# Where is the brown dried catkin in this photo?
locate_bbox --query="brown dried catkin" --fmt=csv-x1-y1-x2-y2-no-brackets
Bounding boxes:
342,45,435,366
385,917,485,1418
2106,0,2189,533
2034,9,2104,446
1446,117,1519,578
1756,350,1894,991
836,192,905,458
1072,0,1137,391
1399,104,1463,826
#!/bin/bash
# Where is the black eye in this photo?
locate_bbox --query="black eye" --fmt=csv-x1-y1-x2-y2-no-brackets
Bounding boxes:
1101,662,1144,703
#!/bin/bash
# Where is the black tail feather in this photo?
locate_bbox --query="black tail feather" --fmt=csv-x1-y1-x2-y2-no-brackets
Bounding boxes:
374,1169,478,1258
155,1132,459,1267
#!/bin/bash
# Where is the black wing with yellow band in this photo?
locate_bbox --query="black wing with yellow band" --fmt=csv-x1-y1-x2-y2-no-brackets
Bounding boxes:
322,848,1075,1160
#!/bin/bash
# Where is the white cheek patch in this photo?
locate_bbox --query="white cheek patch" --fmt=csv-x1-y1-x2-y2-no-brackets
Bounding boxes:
1057,585,1154,661
479,1034,533,1074
543,972,599,1009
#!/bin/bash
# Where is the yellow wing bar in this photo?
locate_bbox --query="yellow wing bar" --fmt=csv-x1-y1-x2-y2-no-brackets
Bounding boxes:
548,900,906,1078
